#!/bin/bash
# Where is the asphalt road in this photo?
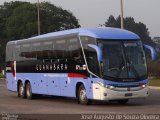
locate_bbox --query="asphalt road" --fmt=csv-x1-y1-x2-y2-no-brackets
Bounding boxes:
0,79,160,120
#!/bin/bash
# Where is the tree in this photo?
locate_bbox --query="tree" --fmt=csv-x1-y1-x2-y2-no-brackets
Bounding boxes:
0,1,80,69
104,15,155,47
5,2,38,40
3,1,80,40
37,2,80,34
0,1,29,39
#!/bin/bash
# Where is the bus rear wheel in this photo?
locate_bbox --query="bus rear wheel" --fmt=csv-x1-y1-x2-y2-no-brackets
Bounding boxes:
26,82,33,100
78,84,90,105
18,82,25,98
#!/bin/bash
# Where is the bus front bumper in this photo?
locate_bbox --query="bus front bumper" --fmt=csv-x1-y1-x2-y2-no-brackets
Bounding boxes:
92,83,149,101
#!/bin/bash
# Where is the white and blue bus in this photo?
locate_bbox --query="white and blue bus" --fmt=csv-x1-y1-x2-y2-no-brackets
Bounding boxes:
6,27,156,104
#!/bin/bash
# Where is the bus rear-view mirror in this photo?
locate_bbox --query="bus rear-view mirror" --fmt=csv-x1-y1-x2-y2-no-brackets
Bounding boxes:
143,44,156,61
88,44,102,62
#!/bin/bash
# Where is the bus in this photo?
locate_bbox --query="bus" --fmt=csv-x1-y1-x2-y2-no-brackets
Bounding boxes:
6,27,156,105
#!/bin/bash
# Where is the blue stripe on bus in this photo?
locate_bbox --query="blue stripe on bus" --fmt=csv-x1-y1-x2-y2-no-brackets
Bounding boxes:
104,79,148,86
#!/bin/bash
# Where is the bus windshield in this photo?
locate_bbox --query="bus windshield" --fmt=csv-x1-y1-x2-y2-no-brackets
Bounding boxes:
98,40,147,82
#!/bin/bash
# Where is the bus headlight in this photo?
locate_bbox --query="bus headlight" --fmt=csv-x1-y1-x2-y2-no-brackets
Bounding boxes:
139,83,148,88
108,85,115,89
97,82,115,90
141,84,148,88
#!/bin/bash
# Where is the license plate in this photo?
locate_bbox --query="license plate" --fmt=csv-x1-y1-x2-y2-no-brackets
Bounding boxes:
125,93,133,97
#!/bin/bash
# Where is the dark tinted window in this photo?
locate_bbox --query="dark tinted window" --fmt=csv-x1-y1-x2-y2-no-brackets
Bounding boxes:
6,42,14,61
32,42,42,60
14,45,21,61
68,38,82,59
55,39,66,59
20,44,32,61
42,41,54,59
14,37,84,62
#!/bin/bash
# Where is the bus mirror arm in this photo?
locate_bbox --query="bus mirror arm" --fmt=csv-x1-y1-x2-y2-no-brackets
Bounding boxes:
88,44,102,62
100,61,104,74
143,44,156,61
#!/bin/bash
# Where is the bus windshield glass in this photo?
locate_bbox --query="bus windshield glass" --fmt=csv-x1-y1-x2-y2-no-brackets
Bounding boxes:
98,40,147,81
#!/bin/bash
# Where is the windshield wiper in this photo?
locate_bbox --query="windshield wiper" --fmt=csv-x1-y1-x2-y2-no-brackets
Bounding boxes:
102,75,119,80
126,55,140,79
115,55,127,78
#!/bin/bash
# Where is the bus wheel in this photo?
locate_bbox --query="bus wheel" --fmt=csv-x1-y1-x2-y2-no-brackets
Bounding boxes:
26,82,33,100
117,99,129,104
18,82,25,98
78,84,90,105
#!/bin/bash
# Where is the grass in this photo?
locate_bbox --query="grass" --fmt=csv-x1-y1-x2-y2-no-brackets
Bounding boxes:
0,73,5,79
149,78,160,87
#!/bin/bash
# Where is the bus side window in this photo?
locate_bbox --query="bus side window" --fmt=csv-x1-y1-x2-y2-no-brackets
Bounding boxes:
32,42,41,60
55,39,66,59
50,41,57,59
6,43,14,62
42,41,53,60
20,44,31,61
14,45,21,61
68,38,83,62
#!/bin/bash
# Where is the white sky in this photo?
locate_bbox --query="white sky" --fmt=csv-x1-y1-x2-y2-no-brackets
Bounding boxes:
1,0,160,38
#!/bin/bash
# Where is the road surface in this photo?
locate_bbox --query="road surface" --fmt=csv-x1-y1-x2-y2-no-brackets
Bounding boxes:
0,79,160,120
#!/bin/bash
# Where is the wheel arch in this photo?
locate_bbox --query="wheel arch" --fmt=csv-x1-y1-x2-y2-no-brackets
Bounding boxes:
24,80,30,87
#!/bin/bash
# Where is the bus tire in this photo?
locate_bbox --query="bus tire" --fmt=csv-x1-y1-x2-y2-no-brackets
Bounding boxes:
117,99,128,104
78,84,90,105
26,82,33,100
18,82,26,98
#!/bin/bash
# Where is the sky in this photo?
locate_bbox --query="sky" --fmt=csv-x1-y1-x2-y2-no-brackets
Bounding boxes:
0,0,160,38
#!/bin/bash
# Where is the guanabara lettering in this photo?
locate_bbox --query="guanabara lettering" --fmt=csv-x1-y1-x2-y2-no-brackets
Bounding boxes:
36,64,68,71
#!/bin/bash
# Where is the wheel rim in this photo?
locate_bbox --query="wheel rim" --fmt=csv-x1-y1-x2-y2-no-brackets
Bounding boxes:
19,83,24,96
80,88,87,102
26,84,31,97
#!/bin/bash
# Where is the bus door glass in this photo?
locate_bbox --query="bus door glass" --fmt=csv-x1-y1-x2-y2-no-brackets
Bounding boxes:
81,37,99,77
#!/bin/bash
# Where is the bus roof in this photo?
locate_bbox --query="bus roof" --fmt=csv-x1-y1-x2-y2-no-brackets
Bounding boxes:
29,27,140,40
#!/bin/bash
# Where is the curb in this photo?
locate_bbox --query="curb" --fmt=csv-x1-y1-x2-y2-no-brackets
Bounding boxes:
149,86,160,90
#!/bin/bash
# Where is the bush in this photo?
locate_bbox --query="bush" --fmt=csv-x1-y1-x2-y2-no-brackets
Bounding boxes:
148,61,160,78
0,73,5,78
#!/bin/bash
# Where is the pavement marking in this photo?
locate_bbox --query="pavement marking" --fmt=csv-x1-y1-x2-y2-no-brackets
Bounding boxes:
0,84,5,87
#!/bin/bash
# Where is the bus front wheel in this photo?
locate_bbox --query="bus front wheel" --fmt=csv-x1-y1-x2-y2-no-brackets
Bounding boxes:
26,82,33,100
78,84,90,105
18,82,25,98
